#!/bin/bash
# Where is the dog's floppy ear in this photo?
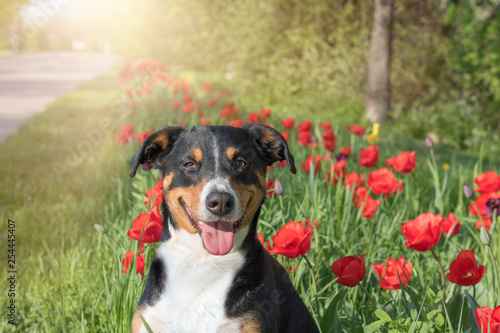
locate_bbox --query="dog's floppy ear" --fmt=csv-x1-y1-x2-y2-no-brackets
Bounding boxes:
129,125,184,177
242,123,296,174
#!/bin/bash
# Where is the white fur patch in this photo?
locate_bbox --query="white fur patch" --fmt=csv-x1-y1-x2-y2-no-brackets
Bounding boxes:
137,224,249,333
199,177,240,222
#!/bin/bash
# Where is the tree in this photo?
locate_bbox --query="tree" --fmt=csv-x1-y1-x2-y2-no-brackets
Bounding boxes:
366,0,394,124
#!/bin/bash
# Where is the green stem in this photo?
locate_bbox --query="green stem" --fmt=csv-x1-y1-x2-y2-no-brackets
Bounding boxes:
303,254,320,316
359,283,377,314
488,246,500,304
430,248,446,300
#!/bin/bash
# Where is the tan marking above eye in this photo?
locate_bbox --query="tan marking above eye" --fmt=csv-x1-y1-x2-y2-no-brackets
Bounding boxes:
227,147,239,161
190,148,203,163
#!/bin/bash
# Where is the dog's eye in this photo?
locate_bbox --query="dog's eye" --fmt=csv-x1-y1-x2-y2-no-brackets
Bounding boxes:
184,162,196,169
235,160,247,168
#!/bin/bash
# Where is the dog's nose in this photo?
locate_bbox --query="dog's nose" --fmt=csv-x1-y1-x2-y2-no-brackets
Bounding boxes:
206,192,235,216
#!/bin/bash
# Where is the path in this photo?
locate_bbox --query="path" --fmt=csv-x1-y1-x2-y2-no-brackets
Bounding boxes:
0,52,120,142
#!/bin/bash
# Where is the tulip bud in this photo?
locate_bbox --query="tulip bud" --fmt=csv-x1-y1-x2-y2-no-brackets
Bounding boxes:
485,198,500,218
480,227,492,246
274,178,284,195
463,184,474,199
425,136,434,149
94,223,107,234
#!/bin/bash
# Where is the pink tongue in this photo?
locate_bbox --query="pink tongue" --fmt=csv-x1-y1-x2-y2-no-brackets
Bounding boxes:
199,221,235,255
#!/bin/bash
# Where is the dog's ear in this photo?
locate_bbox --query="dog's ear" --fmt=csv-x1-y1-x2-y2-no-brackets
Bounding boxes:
242,123,296,174
129,125,184,177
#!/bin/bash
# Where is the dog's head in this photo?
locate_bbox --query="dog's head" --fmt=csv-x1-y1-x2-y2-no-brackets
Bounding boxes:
129,124,295,255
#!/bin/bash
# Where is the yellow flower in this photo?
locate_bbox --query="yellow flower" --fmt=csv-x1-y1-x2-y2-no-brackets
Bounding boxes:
442,163,450,170
372,123,380,136
367,134,377,143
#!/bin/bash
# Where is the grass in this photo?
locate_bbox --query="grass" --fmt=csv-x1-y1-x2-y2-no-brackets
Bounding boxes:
1,58,499,332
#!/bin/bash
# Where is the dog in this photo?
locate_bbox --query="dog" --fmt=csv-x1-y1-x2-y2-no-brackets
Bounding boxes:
129,123,319,333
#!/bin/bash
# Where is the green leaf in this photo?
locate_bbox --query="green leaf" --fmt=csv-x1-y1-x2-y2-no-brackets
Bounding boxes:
375,309,392,322
320,289,346,333
364,320,387,333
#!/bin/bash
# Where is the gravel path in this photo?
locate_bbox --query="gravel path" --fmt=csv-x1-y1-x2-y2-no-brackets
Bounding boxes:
0,52,120,142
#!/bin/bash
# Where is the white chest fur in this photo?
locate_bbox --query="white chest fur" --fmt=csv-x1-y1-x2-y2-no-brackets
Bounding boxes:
139,227,248,333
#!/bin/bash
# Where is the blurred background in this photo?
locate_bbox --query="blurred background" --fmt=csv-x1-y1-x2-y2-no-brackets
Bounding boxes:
1,0,500,147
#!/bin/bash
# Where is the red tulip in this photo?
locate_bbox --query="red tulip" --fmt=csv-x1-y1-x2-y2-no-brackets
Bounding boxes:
366,168,403,196
115,124,134,144
269,221,314,259
332,254,366,287
201,82,212,90
127,208,163,243
439,213,461,236
267,179,277,198
353,187,369,207
358,145,379,168
260,108,271,119
229,118,243,127
323,140,336,152
299,131,312,146
200,118,210,125
282,117,295,129
469,192,500,230
320,121,331,131
345,172,364,189
475,306,500,333
340,146,352,156
361,196,380,219
321,129,335,141
136,131,152,145
248,112,261,123
324,160,346,186
207,99,217,107
474,171,500,194
280,131,289,142
301,155,327,175
372,256,413,290
446,250,486,286
401,213,443,252
297,119,312,132
121,251,145,277
144,180,163,206
347,124,367,136
386,151,417,174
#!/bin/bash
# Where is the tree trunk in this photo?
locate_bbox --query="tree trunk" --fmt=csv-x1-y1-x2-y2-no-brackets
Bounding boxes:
366,0,394,124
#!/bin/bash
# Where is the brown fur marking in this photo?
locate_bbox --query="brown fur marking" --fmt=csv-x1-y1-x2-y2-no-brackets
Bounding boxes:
190,148,203,163
166,178,207,234
153,131,170,149
226,147,239,161
131,307,144,333
162,173,174,191
239,313,261,332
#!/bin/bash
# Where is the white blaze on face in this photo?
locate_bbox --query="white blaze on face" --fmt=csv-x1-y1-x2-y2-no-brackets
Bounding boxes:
197,177,241,256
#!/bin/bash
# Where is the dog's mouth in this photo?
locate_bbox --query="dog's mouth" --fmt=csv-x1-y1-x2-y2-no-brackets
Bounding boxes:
180,199,246,256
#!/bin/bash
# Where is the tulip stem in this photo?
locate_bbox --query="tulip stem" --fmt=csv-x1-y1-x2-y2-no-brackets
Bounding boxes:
473,285,476,299
359,283,377,314
303,254,320,316
430,248,446,299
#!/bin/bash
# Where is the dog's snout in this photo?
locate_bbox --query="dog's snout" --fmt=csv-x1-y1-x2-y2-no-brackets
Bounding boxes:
206,192,235,216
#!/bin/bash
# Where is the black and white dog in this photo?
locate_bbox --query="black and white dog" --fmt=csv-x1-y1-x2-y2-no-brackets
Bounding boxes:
129,124,319,333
